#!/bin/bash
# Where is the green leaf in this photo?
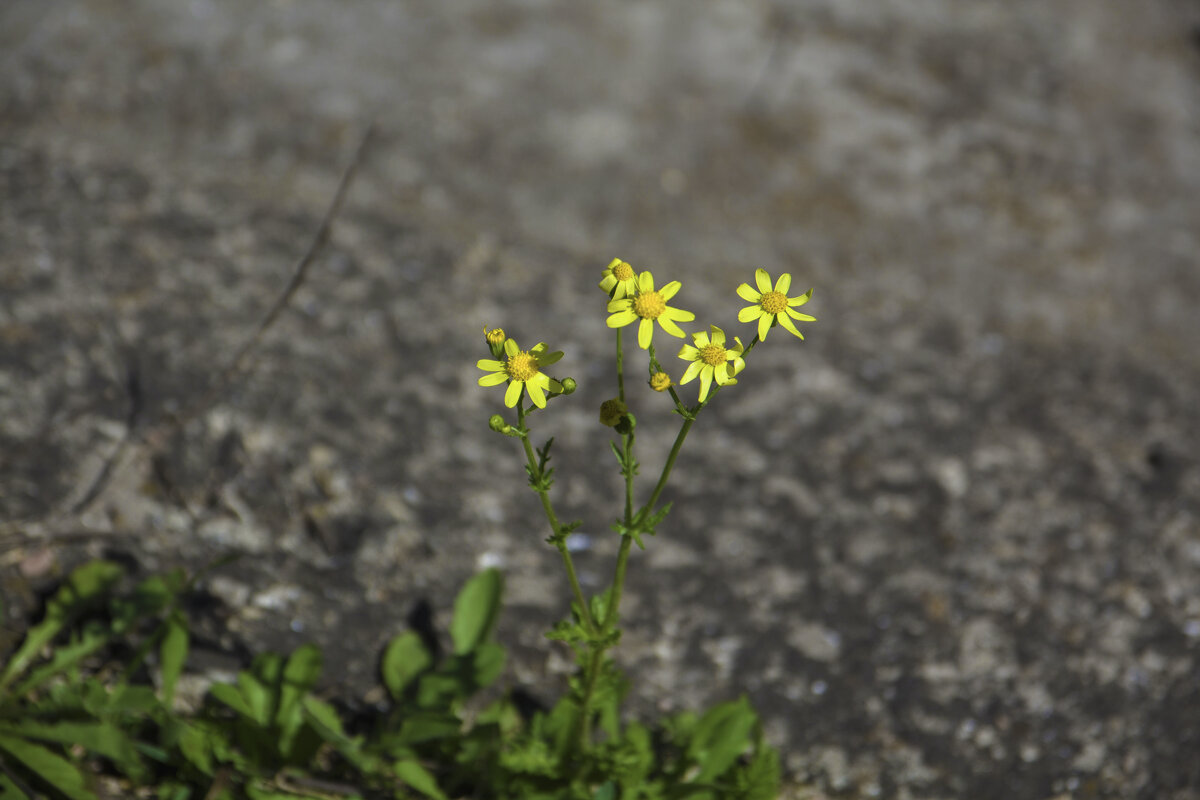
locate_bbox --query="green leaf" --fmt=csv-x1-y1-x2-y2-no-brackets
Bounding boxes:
277,644,322,750
12,621,110,697
393,759,448,800
381,631,432,701
688,697,758,782
160,614,189,707
387,712,462,746
593,782,618,800
0,733,98,800
0,561,123,691
177,722,215,776
450,569,504,655
0,720,141,774
209,682,254,719
471,642,506,688
300,696,348,744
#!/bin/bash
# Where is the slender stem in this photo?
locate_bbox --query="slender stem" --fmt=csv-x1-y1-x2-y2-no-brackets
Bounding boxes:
616,327,625,402
636,415,695,523
517,400,597,635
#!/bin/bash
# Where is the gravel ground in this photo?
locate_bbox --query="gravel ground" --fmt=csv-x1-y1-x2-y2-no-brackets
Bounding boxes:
2,2,1200,797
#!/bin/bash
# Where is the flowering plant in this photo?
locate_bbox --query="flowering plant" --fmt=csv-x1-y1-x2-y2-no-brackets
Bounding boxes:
471,259,816,795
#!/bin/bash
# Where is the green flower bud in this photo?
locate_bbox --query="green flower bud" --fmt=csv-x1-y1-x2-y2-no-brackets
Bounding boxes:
599,398,628,427
559,377,577,395
489,414,508,433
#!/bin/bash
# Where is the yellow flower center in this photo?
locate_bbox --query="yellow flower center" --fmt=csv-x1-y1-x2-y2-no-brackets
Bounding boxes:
650,372,672,392
632,291,666,320
613,261,635,281
505,351,539,382
759,291,788,315
699,344,727,366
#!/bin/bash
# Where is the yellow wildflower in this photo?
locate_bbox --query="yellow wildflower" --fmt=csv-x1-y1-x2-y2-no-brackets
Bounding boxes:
736,269,815,341
477,338,564,409
678,325,744,403
599,258,639,299
606,271,695,350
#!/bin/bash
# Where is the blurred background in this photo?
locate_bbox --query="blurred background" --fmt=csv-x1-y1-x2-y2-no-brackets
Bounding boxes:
2,2,1199,797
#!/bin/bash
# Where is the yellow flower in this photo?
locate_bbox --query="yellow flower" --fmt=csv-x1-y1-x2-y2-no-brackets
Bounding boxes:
736,269,815,341
606,271,696,350
599,258,639,299
477,338,564,409
678,325,745,403
649,372,673,392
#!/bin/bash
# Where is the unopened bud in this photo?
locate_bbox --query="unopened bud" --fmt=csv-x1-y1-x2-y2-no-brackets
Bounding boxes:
598,398,628,427
559,377,577,395
615,412,637,435
484,326,507,357
489,414,508,434
649,372,672,392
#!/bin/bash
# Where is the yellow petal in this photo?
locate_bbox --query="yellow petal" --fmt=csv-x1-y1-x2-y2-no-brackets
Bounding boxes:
680,359,704,384
477,359,504,371
736,283,760,302
504,380,523,407
755,268,772,294
738,305,762,323
608,298,631,313
758,313,772,342
658,317,686,338
638,318,653,349
607,309,638,327
774,272,792,295
479,371,509,386
527,380,547,408
637,271,654,293
788,288,813,306
777,313,804,339
698,366,713,402
709,326,725,347
662,306,695,322
785,307,816,322
504,338,520,356
659,280,682,301
678,344,699,360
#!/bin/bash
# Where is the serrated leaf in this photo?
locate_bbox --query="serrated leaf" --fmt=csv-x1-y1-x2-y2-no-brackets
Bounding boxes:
450,569,504,655
381,631,432,701
0,733,97,800
394,759,448,800
12,621,110,697
160,614,189,708
0,561,123,691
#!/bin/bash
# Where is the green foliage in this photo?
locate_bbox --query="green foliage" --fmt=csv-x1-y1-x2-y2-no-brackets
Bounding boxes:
0,563,780,799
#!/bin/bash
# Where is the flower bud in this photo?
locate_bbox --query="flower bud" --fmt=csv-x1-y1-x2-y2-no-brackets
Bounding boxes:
484,326,507,358
649,372,672,392
598,398,628,427
559,377,577,395
488,414,508,434
615,412,636,435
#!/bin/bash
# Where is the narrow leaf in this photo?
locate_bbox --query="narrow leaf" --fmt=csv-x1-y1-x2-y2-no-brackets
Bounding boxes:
0,734,98,800
160,614,189,708
393,759,448,800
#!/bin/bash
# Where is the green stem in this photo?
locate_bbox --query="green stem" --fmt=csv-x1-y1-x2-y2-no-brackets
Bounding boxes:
616,327,625,402
517,400,597,635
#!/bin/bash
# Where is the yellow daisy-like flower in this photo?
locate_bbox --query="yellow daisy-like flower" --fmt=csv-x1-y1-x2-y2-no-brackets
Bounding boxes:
736,269,815,341
678,325,745,403
606,271,696,350
477,338,564,409
598,258,639,299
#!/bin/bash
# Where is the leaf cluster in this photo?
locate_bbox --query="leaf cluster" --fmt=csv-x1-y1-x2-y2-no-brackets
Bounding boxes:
0,562,779,800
